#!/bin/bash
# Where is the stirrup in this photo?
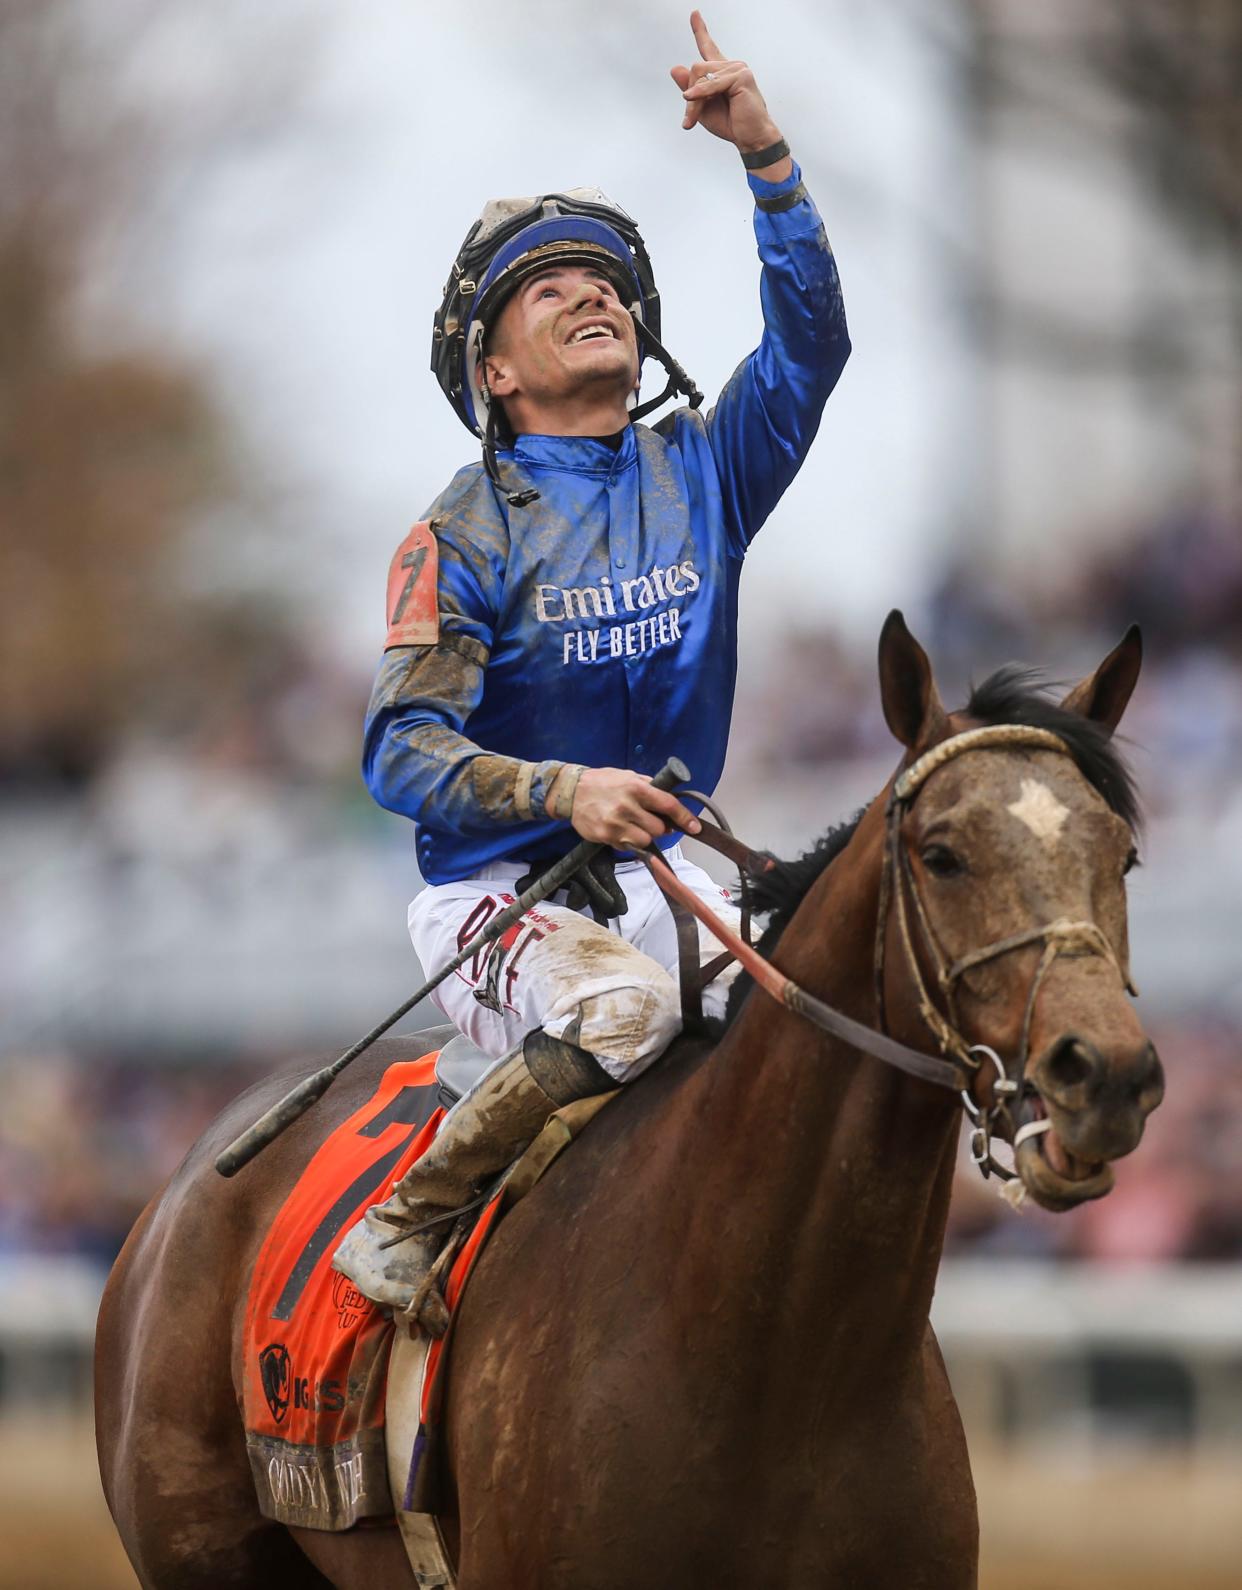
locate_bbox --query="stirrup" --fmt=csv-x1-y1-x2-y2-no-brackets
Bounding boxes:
402,1276,450,1339
398,1216,472,1338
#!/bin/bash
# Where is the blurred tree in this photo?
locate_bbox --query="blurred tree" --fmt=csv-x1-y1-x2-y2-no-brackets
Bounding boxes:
968,0,1242,351
1096,0,1242,251
0,0,317,788
963,0,1241,577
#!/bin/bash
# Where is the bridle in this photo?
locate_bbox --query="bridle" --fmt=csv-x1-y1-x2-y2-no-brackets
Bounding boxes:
645,724,1136,1185
875,724,1135,1180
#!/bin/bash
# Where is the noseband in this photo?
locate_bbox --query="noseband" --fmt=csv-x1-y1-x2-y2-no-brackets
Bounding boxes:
874,725,1134,1180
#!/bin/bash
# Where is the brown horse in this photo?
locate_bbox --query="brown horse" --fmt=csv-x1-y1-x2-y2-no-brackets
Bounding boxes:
96,614,1164,1588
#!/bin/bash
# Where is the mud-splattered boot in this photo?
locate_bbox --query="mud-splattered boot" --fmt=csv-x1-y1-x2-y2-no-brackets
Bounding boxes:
332,1029,615,1329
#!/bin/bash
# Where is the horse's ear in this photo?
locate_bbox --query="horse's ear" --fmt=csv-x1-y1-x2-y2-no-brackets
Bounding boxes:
878,610,949,750
1060,624,1142,734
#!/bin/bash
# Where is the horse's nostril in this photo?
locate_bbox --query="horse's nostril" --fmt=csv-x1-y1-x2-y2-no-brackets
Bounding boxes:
1136,1043,1165,1111
1042,1036,1097,1095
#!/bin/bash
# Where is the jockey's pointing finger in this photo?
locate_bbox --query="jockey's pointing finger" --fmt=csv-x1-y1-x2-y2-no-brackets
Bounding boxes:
691,9,725,62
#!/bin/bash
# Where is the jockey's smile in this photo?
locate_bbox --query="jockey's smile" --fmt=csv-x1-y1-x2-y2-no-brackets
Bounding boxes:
482,265,640,435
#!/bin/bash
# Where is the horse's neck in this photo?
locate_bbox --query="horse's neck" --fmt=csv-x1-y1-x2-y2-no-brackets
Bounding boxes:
673,814,961,1355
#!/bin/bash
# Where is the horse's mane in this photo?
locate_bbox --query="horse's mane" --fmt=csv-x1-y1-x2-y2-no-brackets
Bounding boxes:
722,664,1139,1028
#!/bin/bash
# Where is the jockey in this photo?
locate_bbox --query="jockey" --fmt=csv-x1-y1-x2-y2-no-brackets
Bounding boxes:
334,12,850,1319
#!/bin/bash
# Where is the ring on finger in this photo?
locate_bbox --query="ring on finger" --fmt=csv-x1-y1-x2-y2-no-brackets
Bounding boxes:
704,71,718,81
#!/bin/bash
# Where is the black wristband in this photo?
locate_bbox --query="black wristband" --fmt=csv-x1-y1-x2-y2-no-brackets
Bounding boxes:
740,137,790,171
754,182,806,214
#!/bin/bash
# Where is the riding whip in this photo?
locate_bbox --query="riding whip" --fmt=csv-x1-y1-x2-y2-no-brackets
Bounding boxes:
214,756,691,1177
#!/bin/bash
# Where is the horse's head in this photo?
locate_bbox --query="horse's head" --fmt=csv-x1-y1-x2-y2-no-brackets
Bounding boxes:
876,611,1164,1212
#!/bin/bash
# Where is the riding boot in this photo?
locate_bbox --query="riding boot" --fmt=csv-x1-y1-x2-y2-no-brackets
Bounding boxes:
332,1028,617,1324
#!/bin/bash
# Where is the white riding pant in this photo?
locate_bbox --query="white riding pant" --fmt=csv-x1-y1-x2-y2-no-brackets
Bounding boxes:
408,844,743,1083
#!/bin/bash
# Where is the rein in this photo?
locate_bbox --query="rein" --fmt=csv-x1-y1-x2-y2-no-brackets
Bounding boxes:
643,849,968,1092
648,724,1133,1180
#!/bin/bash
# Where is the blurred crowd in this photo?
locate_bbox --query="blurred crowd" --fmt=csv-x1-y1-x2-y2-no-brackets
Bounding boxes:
745,500,1242,817
0,1052,265,1271
2,1013,1239,1273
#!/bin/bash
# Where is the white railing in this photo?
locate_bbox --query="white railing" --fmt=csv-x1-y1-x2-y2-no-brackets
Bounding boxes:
4,1255,1240,1452
932,1260,1242,1455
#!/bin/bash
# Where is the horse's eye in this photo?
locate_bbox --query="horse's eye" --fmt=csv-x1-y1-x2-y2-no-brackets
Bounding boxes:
921,843,964,879
1123,847,1140,877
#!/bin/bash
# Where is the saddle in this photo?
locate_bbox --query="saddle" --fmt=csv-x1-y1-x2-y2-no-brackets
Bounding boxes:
432,1031,493,1107
239,1026,613,1545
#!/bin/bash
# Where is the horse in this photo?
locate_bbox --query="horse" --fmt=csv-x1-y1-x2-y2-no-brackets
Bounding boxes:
95,613,1164,1588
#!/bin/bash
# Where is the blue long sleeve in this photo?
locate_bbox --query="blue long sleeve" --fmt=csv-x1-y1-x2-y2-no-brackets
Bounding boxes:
703,160,851,554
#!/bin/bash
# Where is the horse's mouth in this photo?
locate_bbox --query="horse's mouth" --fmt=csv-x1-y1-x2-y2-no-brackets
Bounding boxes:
1014,1098,1115,1211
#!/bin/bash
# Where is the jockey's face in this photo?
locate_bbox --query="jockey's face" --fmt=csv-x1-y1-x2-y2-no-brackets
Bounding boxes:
481,264,639,433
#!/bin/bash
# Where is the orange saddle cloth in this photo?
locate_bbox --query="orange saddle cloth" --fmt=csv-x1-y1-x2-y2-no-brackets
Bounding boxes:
241,1054,447,1530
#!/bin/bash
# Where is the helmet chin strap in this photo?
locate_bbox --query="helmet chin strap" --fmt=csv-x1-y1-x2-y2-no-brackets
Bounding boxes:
629,313,703,421
480,366,541,508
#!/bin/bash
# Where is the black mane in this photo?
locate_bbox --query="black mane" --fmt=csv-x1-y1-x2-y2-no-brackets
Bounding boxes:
721,664,1139,1028
742,810,865,932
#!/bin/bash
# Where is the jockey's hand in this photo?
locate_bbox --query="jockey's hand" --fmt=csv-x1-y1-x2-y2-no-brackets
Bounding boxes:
670,11,793,178
568,767,702,851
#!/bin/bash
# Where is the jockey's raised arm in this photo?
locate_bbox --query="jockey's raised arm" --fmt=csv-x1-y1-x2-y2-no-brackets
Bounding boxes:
670,9,849,551
335,11,852,1326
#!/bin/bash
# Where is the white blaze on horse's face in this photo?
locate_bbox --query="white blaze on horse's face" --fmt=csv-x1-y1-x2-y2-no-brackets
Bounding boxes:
1006,778,1070,846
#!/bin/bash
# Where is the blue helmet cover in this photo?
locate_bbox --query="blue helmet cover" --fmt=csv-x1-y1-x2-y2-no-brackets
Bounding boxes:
474,215,643,312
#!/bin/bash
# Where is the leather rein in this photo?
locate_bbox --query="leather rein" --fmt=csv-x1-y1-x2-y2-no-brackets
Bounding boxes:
643,725,1134,1181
